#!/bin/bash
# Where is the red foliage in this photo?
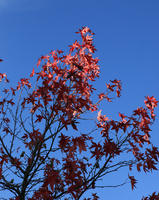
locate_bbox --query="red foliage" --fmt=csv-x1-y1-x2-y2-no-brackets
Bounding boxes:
0,27,158,200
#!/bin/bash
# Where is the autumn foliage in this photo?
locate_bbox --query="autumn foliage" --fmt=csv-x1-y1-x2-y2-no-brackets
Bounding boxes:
0,27,159,200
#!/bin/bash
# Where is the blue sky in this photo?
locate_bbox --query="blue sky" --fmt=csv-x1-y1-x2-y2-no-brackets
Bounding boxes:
1,0,159,199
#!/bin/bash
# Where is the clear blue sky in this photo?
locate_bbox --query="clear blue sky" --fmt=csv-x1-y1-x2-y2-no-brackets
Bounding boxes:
1,0,159,199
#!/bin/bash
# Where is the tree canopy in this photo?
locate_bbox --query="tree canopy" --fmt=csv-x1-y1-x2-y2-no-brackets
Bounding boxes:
0,27,159,200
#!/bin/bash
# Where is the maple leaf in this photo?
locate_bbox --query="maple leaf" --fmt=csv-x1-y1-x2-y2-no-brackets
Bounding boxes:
44,170,59,192
137,163,142,172
97,110,102,121
128,174,137,190
97,110,109,122
144,96,158,110
73,136,87,153
59,133,71,152
30,68,35,77
71,120,78,131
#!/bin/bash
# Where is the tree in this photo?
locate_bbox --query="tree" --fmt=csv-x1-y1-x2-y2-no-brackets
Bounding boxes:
0,27,159,200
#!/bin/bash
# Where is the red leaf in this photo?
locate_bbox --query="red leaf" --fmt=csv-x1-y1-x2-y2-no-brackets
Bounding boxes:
71,121,78,131
37,58,41,67
128,174,137,190
30,68,35,77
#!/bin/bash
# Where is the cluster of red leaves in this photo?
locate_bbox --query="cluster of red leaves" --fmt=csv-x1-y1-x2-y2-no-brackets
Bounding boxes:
97,95,159,189
0,27,158,200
